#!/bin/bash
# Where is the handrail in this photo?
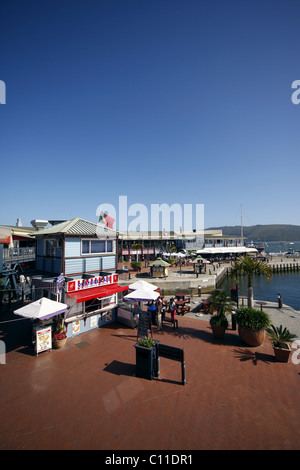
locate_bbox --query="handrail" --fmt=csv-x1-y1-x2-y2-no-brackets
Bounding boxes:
3,247,36,260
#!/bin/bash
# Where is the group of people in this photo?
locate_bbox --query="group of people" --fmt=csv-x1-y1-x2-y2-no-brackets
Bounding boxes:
147,296,178,329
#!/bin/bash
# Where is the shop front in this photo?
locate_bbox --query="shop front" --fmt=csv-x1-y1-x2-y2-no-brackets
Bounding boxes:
63,273,129,337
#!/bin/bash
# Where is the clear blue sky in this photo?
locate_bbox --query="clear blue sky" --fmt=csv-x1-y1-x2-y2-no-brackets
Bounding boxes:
1,0,299,230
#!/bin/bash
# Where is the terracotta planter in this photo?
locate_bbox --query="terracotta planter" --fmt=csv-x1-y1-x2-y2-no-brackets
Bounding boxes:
273,344,291,363
211,325,226,339
53,338,67,349
238,326,266,347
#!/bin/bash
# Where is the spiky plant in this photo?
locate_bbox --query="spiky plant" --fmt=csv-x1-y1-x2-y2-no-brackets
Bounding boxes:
266,324,297,348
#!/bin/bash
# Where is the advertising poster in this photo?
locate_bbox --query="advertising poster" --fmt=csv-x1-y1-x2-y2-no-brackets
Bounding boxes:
72,321,80,335
90,316,98,328
36,326,52,354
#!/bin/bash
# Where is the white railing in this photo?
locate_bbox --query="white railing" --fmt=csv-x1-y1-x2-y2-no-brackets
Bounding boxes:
3,247,36,261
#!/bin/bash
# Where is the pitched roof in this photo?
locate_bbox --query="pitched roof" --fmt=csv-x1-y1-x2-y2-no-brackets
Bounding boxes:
31,218,116,237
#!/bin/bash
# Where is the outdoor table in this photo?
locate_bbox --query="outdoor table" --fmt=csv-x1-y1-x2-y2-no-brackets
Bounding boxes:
175,300,185,314
175,293,186,300
255,301,267,311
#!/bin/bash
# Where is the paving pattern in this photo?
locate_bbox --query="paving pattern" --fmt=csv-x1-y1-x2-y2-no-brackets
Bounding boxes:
1,312,300,450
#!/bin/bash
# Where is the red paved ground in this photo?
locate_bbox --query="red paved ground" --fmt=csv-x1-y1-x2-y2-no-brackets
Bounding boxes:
1,312,300,450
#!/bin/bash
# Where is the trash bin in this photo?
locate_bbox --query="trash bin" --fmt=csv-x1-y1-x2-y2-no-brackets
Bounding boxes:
230,286,239,303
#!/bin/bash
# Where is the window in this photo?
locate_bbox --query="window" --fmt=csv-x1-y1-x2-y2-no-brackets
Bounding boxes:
82,240,90,254
91,240,105,253
81,239,114,255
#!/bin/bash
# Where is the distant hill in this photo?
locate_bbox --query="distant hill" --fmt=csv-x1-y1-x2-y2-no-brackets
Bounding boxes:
206,224,300,242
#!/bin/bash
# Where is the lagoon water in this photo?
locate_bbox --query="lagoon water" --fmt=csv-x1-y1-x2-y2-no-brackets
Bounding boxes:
220,240,300,310
221,271,300,311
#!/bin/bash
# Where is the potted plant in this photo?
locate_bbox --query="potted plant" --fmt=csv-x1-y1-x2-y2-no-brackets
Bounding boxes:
131,261,143,272
266,324,297,362
209,314,229,339
207,290,236,339
53,324,67,349
236,307,270,347
134,336,159,380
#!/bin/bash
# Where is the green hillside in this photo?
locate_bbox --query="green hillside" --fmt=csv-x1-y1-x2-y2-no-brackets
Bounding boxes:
206,224,300,241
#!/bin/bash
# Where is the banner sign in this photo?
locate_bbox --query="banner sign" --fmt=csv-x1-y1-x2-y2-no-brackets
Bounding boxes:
66,274,118,293
36,326,52,354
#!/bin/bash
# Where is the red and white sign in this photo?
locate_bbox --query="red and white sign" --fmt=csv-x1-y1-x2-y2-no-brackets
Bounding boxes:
67,274,118,293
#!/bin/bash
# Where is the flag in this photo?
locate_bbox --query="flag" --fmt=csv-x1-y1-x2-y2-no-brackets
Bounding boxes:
104,213,115,229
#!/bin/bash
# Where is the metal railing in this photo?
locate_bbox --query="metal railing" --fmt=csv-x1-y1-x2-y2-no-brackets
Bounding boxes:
3,247,36,261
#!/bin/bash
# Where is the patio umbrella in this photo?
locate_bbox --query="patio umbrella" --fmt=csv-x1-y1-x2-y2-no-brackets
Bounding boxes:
123,288,160,302
129,280,158,291
14,297,69,320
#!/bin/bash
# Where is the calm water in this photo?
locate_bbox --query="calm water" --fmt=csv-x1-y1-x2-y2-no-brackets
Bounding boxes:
221,271,300,311
258,240,300,255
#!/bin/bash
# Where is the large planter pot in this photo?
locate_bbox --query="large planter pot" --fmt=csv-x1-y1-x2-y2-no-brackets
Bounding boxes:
211,325,226,339
273,344,291,363
134,341,159,380
238,326,266,347
53,338,67,349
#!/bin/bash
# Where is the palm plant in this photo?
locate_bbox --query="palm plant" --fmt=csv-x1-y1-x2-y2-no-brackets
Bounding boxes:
208,290,236,336
266,324,296,349
132,243,144,262
208,290,236,318
230,256,272,307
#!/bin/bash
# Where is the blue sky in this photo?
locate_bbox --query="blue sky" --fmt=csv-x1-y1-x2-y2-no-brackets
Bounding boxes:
0,0,299,230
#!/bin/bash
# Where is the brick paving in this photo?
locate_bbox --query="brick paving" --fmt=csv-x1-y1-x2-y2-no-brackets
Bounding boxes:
1,312,300,450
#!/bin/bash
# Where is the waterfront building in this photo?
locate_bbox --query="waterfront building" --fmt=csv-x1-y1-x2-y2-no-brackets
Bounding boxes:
29,218,128,338
117,229,246,262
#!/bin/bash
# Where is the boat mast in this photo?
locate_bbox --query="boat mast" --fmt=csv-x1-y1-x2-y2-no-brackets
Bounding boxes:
241,203,243,243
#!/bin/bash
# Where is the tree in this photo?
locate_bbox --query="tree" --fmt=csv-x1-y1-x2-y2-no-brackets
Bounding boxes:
230,256,272,307
132,243,144,262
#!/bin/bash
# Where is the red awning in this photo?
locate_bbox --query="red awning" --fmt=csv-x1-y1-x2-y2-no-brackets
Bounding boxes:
67,284,129,303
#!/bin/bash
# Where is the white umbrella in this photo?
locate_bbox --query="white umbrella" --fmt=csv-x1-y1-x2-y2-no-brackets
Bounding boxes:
14,297,69,320
124,288,159,302
129,280,158,291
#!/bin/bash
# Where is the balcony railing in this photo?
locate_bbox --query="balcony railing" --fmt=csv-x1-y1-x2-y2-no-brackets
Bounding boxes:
3,247,36,262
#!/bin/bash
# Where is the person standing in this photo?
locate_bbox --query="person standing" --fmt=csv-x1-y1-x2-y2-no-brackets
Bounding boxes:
155,296,163,330
169,298,177,328
278,293,282,308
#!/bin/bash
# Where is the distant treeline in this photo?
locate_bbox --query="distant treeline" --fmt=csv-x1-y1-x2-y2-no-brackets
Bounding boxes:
206,224,300,242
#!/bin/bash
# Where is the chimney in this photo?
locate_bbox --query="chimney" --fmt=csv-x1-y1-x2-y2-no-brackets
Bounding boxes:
16,218,22,227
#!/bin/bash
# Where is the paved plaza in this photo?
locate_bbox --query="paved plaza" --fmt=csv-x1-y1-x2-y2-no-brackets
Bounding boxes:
1,306,300,451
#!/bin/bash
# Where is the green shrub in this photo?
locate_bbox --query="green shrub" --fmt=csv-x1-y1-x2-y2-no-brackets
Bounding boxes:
236,307,270,330
210,314,229,328
131,261,142,270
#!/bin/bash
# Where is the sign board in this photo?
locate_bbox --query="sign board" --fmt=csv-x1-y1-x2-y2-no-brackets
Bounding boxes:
137,311,151,339
36,326,52,355
157,344,186,385
158,344,184,362
67,274,119,292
